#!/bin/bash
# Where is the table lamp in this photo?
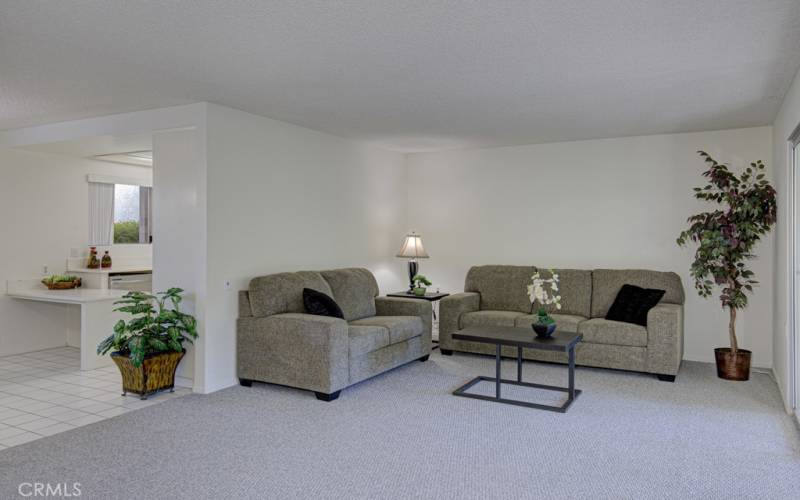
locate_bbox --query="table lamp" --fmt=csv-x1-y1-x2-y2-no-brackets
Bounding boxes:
396,232,429,292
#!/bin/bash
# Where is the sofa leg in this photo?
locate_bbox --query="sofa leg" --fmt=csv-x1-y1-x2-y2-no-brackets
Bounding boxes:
239,378,253,387
440,349,453,356
656,374,676,382
315,391,341,402
418,354,430,362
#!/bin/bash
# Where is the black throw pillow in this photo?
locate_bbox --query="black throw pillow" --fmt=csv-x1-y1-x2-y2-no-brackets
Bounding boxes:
605,284,666,327
303,288,344,319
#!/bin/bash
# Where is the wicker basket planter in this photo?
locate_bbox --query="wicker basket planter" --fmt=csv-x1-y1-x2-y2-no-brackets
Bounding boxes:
111,350,184,400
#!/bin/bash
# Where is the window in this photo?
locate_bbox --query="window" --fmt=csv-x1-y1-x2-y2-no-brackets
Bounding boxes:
113,184,152,244
88,177,152,246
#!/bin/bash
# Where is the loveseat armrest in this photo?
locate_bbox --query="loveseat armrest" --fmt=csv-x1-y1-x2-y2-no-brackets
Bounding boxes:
375,297,433,351
439,292,480,349
237,313,349,394
645,303,684,376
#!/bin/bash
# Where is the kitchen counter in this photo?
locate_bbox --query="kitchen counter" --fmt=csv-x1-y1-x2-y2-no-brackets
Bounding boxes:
6,280,129,370
67,265,152,274
66,265,152,290
7,287,128,304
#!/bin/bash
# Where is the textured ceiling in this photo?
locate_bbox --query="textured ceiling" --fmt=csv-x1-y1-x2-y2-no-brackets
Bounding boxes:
1,1,799,152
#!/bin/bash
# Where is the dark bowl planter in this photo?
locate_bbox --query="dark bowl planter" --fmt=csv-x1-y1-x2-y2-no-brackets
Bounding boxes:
714,348,751,381
532,322,557,338
111,350,185,400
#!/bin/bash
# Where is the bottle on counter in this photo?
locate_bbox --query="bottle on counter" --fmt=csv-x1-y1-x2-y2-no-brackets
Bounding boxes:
87,247,100,269
101,251,112,269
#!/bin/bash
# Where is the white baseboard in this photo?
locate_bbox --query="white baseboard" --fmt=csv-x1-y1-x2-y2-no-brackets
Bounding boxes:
682,354,772,371
771,368,794,414
174,375,193,389
191,377,238,394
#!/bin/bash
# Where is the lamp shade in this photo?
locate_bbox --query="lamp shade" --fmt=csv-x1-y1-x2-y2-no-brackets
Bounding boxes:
396,233,429,259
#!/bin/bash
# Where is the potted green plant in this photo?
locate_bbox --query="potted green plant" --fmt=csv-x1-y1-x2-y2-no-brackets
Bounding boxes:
97,288,198,399
412,274,432,296
527,270,561,338
677,151,776,381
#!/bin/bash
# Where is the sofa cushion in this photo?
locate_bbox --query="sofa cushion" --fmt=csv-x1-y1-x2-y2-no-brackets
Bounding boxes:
531,269,592,318
349,316,423,345
249,271,332,317
578,318,647,347
464,265,537,313
321,268,380,321
605,284,665,327
303,288,345,319
514,313,587,333
591,269,684,318
460,310,526,328
348,324,390,357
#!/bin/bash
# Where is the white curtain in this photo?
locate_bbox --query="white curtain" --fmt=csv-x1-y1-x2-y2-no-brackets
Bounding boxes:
139,186,152,244
88,182,114,245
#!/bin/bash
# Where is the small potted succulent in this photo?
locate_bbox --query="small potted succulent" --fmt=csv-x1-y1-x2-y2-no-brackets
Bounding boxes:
677,151,776,381
97,288,198,399
527,270,562,338
412,274,432,296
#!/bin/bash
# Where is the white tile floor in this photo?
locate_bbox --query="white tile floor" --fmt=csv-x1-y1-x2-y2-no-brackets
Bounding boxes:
0,347,190,450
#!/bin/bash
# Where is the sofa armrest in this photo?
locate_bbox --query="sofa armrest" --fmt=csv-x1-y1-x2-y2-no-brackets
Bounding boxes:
375,297,433,350
438,292,480,349
237,313,349,393
645,303,684,376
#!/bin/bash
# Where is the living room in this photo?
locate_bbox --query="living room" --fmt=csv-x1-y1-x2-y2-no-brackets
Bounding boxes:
1,2,799,498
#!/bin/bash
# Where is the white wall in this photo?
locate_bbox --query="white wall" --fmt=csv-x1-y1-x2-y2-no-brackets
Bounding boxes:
202,104,407,392
772,67,800,414
1,102,786,399
152,127,206,387
407,127,775,367
0,147,152,356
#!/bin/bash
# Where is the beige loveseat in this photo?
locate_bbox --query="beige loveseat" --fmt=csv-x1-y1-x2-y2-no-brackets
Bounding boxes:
439,266,684,381
237,268,432,400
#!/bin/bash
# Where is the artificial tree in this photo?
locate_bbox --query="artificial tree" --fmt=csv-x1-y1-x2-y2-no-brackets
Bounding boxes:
677,151,776,377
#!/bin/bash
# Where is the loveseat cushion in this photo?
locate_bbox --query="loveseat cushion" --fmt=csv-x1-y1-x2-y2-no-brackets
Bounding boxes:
591,269,684,318
530,269,592,318
460,310,526,328
321,268,380,321
578,318,647,347
348,324,390,357
349,316,423,344
464,265,537,313
514,313,586,333
249,271,333,317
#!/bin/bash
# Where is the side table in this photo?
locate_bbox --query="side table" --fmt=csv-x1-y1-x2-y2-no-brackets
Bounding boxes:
385,291,449,343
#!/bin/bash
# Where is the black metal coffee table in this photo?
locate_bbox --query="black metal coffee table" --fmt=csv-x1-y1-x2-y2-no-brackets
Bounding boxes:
452,327,582,413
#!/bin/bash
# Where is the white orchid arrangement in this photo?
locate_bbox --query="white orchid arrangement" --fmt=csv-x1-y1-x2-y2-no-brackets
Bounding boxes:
527,270,561,325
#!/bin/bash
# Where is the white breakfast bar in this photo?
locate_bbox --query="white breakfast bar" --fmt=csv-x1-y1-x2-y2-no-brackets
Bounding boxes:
6,280,128,370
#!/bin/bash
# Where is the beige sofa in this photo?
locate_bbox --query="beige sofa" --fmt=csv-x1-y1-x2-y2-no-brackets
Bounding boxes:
439,266,684,381
237,268,432,401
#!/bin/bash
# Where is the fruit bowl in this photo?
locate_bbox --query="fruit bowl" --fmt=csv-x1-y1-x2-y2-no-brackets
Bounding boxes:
41,276,82,290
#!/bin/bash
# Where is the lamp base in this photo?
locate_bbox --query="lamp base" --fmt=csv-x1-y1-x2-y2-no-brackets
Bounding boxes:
407,260,418,292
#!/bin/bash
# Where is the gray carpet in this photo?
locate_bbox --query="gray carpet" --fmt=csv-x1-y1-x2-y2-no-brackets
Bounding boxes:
1,351,798,499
